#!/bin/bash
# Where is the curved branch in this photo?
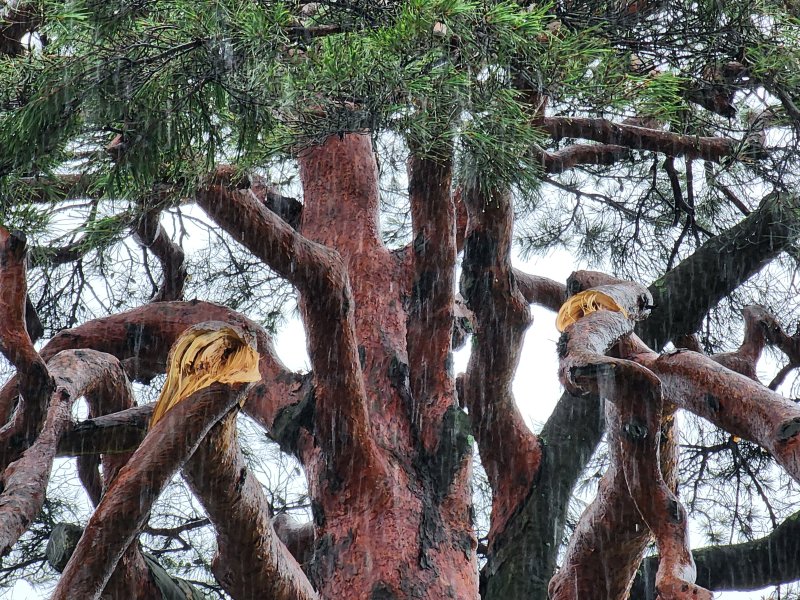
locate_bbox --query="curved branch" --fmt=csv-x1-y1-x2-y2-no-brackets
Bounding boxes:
640,192,800,349
536,143,631,173
182,412,318,600
0,226,53,468
0,301,305,433
460,185,542,544
196,167,383,481
0,350,130,556
628,345,800,484
51,383,248,600
540,117,735,162
513,270,565,312
133,209,187,302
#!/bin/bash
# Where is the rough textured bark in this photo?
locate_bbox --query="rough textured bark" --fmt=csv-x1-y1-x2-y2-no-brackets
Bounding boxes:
460,185,542,557
0,350,132,556
51,383,249,600
183,412,318,600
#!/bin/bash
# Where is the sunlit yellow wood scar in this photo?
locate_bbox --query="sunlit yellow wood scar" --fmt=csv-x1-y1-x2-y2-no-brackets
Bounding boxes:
149,324,261,427
556,290,628,332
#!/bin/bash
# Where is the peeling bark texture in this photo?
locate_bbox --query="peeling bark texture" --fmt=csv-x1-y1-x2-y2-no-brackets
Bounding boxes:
613,368,711,600
640,192,800,349
460,185,542,545
0,350,130,557
51,383,248,600
0,226,54,468
292,134,477,599
540,116,735,161
183,412,318,600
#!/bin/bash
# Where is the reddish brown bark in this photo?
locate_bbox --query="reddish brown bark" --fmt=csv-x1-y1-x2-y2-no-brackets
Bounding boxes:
51,383,249,600
0,226,53,467
460,185,542,544
182,412,318,600
198,161,385,483
193,134,478,599
628,343,800,483
514,270,566,312
407,151,457,452
552,280,710,599
549,403,652,600
540,116,735,162
0,350,131,556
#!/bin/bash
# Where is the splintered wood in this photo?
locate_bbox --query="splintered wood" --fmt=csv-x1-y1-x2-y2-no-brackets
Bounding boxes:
555,289,629,332
150,323,261,427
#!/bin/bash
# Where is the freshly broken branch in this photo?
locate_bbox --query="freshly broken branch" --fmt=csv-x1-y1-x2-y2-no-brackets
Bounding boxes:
51,382,248,600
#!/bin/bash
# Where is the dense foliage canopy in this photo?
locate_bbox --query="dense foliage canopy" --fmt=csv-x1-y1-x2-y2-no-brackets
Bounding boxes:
3,1,800,599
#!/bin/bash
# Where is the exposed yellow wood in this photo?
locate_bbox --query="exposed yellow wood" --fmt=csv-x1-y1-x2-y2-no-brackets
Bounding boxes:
149,323,261,427
556,290,628,332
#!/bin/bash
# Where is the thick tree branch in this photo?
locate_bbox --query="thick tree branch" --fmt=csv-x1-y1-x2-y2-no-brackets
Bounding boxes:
133,209,187,302
197,164,383,481
549,402,653,600
182,412,318,600
552,280,708,599
0,301,305,433
0,226,53,468
0,350,130,557
640,192,800,349
406,151,457,452
51,383,247,600
536,143,631,173
540,117,735,162
460,185,542,544
626,339,800,483
632,509,800,598
513,270,566,312
57,403,153,457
